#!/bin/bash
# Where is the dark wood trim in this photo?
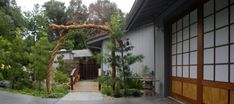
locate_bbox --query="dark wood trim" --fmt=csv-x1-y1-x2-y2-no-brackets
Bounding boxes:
197,0,204,104
202,80,234,90
228,2,231,104
169,22,173,96
170,93,198,104
213,0,216,82
172,77,197,84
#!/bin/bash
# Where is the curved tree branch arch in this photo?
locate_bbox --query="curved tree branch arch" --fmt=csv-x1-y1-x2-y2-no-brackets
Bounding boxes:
46,23,111,94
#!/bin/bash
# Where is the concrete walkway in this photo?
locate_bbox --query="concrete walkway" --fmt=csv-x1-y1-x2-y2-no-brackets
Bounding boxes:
73,80,99,92
56,80,179,104
0,80,179,104
56,92,179,104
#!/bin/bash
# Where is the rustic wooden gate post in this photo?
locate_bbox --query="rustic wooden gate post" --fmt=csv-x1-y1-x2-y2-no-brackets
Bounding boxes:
46,24,111,94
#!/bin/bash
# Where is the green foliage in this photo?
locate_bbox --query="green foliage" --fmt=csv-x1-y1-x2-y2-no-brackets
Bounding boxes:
101,86,112,96
92,53,103,64
60,40,74,50
0,10,14,39
113,89,122,97
24,4,48,40
46,84,68,98
126,89,142,97
54,70,69,84
29,35,53,89
66,0,88,24
141,65,152,77
109,13,125,39
66,30,88,50
0,72,4,81
43,0,66,25
0,85,68,98
127,78,143,90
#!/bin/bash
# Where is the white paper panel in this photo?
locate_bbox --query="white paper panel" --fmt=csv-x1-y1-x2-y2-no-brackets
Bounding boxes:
231,24,234,43
172,34,176,44
177,54,182,65
190,23,197,37
183,40,189,52
231,6,234,23
177,66,182,77
204,0,214,17
204,32,214,48
215,9,228,28
204,48,214,64
190,66,197,79
190,9,197,23
183,66,189,78
215,0,228,11
231,65,234,83
172,44,176,54
231,45,234,63
177,19,182,30
172,56,176,65
203,65,214,80
204,15,214,32
183,14,189,28
177,31,182,42
190,37,197,51
183,27,189,40
190,51,197,64
215,27,229,46
177,43,182,54
172,66,177,76
172,23,176,33
183,53,189,65
215,46,229,63
215,65,229,82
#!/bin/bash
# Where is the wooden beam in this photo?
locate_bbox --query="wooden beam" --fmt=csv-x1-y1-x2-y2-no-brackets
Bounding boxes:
46,24,111,94
197,0,204,103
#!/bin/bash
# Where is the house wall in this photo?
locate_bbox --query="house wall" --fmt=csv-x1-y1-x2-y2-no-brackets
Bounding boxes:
101,24,155,75
52,53,74,69
101,41,111,73
154,26,165,96
123,24,154,74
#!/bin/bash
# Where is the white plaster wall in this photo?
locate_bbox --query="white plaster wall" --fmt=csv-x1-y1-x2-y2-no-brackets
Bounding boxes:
154,26,165,96
101,41,112,72
123,24,154,74
101,24,154,75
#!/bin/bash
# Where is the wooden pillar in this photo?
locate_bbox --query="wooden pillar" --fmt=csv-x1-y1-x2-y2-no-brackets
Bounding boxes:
197,0,204,103
70,76,74,90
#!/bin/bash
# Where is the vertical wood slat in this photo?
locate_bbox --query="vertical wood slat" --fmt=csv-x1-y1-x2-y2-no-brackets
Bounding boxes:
231,90,234,104
197,0,204,103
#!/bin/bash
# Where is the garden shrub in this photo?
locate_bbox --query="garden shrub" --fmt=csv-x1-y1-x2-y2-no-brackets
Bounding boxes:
113,89,122,97
127,78,143,90
101,86,112,96
0,72,4,81
54,70,69,84
125,89,142,97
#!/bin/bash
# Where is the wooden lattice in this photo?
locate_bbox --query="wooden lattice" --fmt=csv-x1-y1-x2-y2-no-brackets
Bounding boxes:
46,23,111,94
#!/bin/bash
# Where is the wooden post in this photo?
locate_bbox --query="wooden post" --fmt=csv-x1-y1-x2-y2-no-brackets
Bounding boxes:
46,24,111,94
70,75,73,90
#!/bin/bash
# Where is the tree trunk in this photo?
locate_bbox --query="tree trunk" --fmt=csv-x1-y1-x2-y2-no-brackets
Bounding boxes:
111,38,116,92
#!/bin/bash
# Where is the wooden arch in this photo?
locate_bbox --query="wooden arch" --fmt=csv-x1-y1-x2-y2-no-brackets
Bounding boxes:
46,23,111,94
